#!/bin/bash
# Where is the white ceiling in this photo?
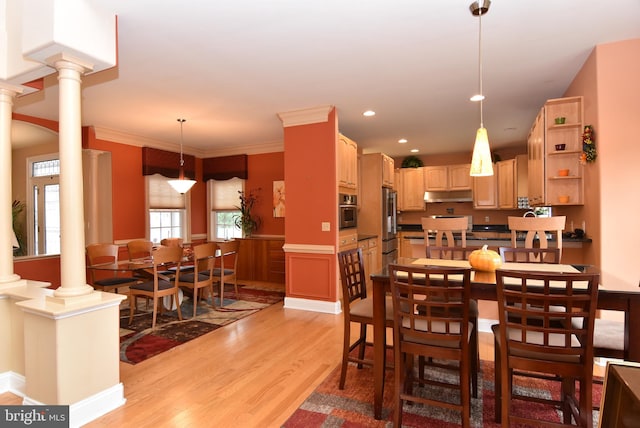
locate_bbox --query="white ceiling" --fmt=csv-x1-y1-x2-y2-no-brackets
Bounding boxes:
11,0,640,159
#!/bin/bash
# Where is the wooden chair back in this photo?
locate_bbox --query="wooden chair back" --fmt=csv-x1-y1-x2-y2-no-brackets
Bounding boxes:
337,247,367,305
87,242,119,266
421,217,468,248
161,237,183,248
389,264,472,426
498,246,560,264
507,216,565,261
127,239,153,260
178,242,216,316
426,245,481,260
86,243,136,292
493,268,600,426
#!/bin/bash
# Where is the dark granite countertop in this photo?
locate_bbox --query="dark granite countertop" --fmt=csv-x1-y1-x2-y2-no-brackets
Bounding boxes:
397,224,592,243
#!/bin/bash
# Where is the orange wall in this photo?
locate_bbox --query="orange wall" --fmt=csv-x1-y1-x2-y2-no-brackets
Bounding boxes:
565,38,640,292
14,256,61,289
245,152,285,236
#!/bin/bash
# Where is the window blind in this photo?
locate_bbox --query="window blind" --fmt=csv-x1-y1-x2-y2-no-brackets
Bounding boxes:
148,174,185,209
211,177,243,210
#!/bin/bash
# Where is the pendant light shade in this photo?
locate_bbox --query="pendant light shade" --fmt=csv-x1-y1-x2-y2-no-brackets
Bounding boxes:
469,0,494,177
168,118,196,194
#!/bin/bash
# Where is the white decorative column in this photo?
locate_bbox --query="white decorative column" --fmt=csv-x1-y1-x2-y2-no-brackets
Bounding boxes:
0,82,24,286
52,57,94,298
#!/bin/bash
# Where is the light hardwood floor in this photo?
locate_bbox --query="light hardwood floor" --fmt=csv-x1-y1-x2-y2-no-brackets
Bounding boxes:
0,281,605,427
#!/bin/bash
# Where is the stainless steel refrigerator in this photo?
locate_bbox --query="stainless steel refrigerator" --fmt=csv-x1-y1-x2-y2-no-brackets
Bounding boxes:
381,188,397,266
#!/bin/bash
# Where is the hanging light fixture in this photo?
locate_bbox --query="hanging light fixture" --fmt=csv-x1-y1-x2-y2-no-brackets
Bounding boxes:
168,118,196,193
469,0,494,177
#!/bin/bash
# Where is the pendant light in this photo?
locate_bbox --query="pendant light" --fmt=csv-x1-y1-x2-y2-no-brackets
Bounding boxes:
168,118,196,193
469,0,494,177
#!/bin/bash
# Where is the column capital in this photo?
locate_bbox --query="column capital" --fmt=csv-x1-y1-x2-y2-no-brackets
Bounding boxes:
0,81,24,99
47,53,94,75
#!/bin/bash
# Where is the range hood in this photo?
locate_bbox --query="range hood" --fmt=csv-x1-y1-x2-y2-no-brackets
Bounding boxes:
423,190,473,203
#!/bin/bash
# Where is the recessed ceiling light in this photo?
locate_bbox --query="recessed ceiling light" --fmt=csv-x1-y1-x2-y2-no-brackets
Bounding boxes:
410,149,419,153
398,138,408,144
363,110,376,117
470,94,485,102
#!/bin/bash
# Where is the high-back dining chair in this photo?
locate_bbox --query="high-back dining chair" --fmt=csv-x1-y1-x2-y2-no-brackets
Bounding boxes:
507,216,565,261
493,268,600,427
128,245,184,328
127,239,153,260
421,216,469,248
425,245,480,398
389,264,473,428
337,247,394,390
177,242,216,317
214,240,239,306
499,246,560,264
86,243,138,293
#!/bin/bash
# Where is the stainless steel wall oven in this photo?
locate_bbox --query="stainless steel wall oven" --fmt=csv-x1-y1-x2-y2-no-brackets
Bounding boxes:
339,193,357,230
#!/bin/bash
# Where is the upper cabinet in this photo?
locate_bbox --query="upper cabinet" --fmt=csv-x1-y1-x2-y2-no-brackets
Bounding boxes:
527,96,584,206
424,164,472,191
397,167,425,211
473,174,497,209
497,155,528,209
382,153,395,188
338,133,358,190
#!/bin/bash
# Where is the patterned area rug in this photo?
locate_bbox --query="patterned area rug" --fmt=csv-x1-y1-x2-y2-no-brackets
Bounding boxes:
119,284,284,364
283,356,603,427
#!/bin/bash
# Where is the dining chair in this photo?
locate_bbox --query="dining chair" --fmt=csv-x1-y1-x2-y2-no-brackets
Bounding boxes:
389,264,473,428
128,245,184,328
160,237,183,247
493,268,600,427
424,245,480,398
421,216,469,248
177,242,216,317
507,215,566,262
214,240,239,306
127,239,153,260
499,246,560,264
337,247,394,390
86,243,138,293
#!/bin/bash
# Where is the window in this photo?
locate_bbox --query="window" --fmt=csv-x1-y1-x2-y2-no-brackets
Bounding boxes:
28,155,61,255
146,174,190,244
208,177,243,240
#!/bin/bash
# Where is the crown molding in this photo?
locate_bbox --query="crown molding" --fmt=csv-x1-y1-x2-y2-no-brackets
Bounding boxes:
277,105,333,128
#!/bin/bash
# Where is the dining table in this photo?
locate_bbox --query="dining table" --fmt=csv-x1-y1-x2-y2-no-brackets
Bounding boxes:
369,257,640,420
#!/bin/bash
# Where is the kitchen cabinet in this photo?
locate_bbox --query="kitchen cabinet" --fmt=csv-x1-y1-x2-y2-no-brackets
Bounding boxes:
497,155,528,209
358,237,378,288
338,133,358,190
382,153,395,188
544,96,584,206
527,96,584,207
237,237,285,284
473,173,498,209
397,167,425,211
338,229,358,251
424,164,472,191
398,231,413,258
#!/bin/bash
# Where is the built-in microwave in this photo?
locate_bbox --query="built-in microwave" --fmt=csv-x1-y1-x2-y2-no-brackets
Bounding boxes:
339,193,357,230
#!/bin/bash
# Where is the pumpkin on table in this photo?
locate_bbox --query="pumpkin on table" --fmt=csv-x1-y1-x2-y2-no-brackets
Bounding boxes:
468,245,502,272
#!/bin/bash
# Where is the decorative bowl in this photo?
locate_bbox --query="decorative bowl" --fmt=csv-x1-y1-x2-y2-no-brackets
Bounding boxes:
558,169,570,177
558,195,570,204
555,144,566,151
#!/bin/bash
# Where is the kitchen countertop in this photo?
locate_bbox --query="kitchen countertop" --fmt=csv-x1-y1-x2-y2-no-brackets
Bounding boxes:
397,224,592,243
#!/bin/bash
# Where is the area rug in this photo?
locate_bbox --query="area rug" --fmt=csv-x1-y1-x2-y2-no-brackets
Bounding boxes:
283,356,603,427
119,284,284,364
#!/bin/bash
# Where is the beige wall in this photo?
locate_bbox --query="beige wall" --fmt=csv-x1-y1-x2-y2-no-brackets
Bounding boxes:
565,38,640,292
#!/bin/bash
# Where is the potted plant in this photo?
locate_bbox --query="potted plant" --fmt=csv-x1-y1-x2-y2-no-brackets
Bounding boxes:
234,188,261,237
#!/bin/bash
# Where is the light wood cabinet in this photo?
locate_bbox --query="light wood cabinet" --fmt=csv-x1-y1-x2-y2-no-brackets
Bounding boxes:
448,164,472,190
497,155,528,209
358,237,378,288
338,229,358,251
527,108,545,206
397,231,413,258
473,174,498,209
338,133,358,190
424,164,472,191
382,154,395,188
398,167,425,211
544,96,584,206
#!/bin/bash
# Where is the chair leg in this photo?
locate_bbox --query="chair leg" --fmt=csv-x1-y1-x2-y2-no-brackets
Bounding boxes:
470,319,479,398
220,280,225,306
175,291,182,321
128,295,136,325
357,323,366,369
192,288,198,318
494,334,502,423
151,298,158,329
233,279,238,296
393,351,404,428
339,320,351,390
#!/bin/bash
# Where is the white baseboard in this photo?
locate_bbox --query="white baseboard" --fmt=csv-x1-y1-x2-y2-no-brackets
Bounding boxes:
0,371,25,397
284,297,342,314
23,383,126,428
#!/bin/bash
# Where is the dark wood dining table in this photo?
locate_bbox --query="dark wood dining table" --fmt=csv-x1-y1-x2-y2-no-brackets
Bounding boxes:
369,257,640,420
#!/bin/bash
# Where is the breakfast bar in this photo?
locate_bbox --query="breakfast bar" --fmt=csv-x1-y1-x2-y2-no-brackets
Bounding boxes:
369,258,640,420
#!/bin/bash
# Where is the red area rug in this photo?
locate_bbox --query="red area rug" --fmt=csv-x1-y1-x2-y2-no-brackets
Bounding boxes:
119,284,284,364
283,357,602,427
